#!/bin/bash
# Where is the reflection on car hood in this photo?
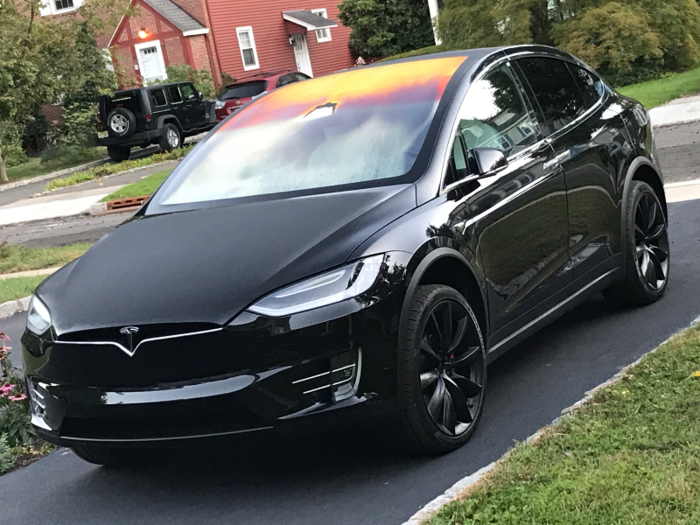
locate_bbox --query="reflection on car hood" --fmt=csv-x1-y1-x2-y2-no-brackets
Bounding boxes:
37,186,416,335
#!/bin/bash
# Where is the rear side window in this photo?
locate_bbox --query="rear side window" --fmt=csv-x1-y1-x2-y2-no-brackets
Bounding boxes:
517,57,585,134
568,64,604,109
168,86,183,104
151,88,167,107
220,81,267,100
276,74,294,88
457,64,539,158
293,73,310,82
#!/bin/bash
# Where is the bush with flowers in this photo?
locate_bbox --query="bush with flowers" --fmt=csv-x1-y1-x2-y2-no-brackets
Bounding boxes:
0,331,45,474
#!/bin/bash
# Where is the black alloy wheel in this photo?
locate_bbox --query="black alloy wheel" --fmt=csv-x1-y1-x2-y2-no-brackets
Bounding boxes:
398,284,486,454
605,180,670,306
634,190,669,291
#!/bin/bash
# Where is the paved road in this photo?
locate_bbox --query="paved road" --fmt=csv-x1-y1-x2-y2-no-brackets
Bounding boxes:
655,121,700,183
1,127,700,524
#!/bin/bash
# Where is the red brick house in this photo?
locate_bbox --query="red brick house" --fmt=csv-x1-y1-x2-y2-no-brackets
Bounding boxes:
107,0,356,88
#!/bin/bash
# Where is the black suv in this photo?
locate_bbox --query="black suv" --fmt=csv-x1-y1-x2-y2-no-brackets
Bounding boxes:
98,82,217,162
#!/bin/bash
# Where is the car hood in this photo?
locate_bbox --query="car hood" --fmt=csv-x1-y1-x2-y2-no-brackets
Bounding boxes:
37,185,416,335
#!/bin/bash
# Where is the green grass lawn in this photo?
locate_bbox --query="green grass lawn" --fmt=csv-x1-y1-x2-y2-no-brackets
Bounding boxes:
427,324,700,525
0,243,90,275
45,146,189,192
618,66,700,108
0,275,47,303
6,147,107,183
100,168,172,202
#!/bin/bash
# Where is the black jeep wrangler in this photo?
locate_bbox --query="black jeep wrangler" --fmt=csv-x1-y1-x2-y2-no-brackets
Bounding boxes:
98,82,217,162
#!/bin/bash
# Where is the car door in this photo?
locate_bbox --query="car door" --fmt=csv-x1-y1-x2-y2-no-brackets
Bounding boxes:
446,62,571,340
180,83,206,129
515,56,628,281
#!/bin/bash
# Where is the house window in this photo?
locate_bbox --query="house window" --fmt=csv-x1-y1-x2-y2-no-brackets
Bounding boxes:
55,0,74,10
236,27,260,71
312,9,331,42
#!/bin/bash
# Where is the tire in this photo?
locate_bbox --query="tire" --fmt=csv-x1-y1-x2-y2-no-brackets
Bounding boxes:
107,145,131,163
159,123,181,152
71,443,150,467
397,284,487,455
106,108,136,138
604,180,670,306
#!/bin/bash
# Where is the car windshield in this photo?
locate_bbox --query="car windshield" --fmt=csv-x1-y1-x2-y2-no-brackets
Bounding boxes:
219,81,268,100
158,57,467,206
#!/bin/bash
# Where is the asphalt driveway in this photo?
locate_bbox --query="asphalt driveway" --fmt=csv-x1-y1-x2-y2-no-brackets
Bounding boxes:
1,196,698,525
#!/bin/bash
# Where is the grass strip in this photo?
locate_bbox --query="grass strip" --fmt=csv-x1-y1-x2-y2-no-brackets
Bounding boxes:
100,169,172,202
0,275,47,303
617,66,700,108
427,324,700,525
44,145,191,192
0,243,90,275
5,147,107,183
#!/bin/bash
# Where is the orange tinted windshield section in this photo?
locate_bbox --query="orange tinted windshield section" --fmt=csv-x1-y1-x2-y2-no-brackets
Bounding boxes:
218,56,468,131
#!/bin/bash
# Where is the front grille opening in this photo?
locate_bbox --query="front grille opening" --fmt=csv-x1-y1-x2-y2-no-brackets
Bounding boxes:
61,405,262,441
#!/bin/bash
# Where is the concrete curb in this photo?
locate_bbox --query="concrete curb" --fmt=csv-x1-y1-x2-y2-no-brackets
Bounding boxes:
0,296,31,320
402,314,700,525
0,158,109,193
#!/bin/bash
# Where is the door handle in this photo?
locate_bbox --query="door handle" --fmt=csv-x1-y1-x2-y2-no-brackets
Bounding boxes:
543,159,562,173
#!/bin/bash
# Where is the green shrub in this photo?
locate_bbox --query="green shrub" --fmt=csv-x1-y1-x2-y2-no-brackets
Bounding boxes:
152,64,215,98
338,0,435,58
0,435,13,474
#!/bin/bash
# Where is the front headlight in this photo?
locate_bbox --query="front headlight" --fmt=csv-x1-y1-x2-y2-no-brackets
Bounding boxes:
248,254,384,317
26,296,52,335
214,100,226,110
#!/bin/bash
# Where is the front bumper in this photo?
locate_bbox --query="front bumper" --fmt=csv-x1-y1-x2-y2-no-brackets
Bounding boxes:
22,253,410,446
99,129,164,147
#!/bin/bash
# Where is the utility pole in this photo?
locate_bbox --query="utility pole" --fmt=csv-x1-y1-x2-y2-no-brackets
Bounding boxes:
427,0,442,45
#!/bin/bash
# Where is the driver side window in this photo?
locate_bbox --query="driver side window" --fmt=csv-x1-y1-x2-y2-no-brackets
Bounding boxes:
457,64,538,159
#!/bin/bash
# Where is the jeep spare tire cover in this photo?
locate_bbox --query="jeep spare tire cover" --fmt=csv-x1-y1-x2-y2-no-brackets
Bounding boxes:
107,108,137,138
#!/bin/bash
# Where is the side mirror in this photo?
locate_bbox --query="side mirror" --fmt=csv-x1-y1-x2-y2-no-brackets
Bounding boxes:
472,147,508,176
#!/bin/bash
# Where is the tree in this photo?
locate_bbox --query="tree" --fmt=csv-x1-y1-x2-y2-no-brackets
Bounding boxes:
437,0,700,86
0,0,125,182
338,0,435,58
552,2,663,84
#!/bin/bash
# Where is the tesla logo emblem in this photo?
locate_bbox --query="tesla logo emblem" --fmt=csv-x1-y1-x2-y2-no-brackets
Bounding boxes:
119,326,139,354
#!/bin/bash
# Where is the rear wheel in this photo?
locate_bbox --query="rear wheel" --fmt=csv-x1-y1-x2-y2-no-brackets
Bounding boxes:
605,180,670,306
71,443,150,467
397,284,486,455
159,123,181,152
107,145,131,163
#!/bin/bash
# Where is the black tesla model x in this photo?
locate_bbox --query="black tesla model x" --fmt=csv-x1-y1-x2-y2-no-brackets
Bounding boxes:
22,45,669,465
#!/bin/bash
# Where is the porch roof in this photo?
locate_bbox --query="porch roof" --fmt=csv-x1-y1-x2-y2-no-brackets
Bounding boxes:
282,10,338,31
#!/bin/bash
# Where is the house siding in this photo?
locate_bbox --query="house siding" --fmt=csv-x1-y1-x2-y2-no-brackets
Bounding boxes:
111,0,207,87
205,0,354,81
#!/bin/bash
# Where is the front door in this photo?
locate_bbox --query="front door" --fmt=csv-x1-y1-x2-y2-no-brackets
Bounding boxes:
180,83,205,129
451,63,571,340
291,34,313,77
137,42,166,84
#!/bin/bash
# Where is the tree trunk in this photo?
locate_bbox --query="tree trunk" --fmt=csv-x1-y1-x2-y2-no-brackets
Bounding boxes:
0,146,8,183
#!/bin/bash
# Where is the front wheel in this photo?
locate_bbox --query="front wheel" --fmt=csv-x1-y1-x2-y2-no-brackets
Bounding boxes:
159,123,181,152
397,284,486,455
71,443,151,467
604,180,670,306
